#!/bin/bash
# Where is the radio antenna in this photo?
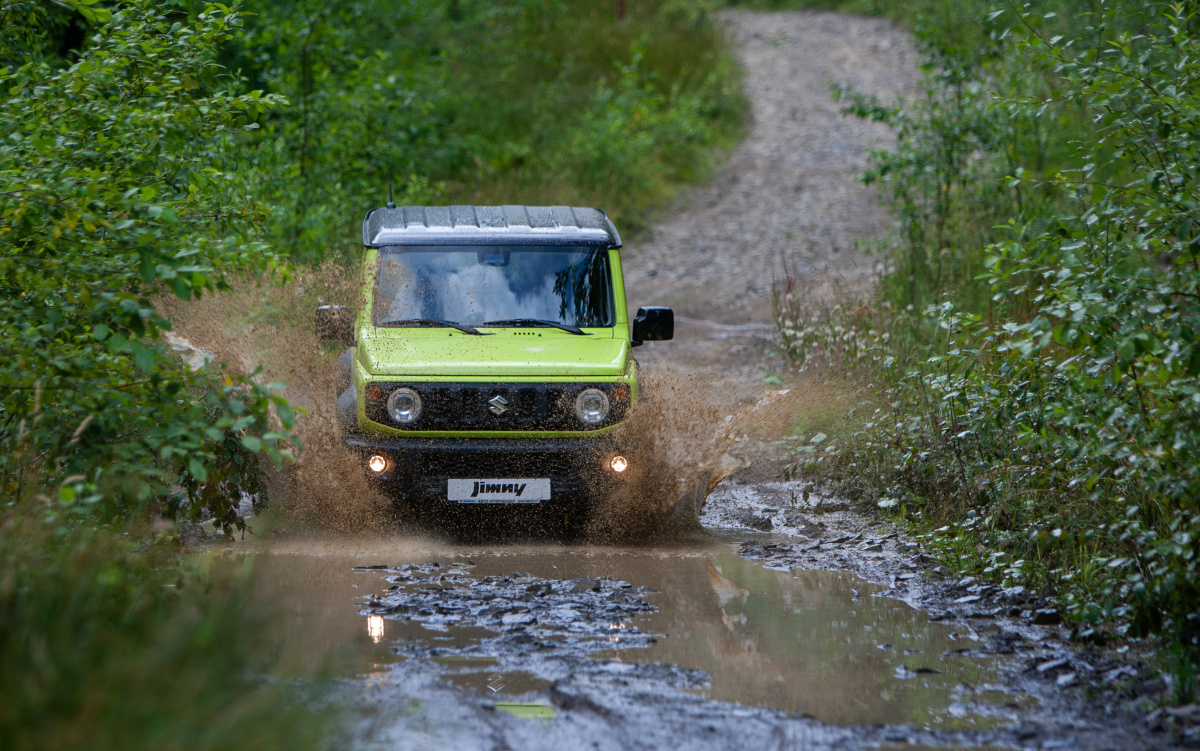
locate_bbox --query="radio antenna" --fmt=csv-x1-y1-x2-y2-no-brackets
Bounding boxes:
386,170,396,209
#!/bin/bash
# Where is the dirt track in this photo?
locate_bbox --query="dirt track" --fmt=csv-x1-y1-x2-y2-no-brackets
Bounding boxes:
623,10,917,326
624,11,916,394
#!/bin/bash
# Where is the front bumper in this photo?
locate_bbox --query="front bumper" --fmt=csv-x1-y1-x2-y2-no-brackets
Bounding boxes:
343,434,622,503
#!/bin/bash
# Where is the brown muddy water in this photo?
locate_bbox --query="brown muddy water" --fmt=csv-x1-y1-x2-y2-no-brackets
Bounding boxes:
250,536,1024,740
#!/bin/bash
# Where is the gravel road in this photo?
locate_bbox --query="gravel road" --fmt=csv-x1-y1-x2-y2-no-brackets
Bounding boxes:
622,10,917,326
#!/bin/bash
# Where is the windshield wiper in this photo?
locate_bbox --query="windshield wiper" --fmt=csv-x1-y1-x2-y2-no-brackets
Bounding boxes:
482,318,592,335
377,318,492,336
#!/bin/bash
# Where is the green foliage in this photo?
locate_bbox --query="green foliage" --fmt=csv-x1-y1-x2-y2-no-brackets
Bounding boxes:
226,0,744,261
0,1,298,524
785,0,1200,684
0,517,331,751
0,0,107,66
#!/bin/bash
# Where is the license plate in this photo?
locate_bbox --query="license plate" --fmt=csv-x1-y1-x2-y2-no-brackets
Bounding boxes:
448,478,550,504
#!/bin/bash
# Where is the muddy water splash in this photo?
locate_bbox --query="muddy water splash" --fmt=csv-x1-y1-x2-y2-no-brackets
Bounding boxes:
165,267,762,539
590,367,744,540
163,263,396,533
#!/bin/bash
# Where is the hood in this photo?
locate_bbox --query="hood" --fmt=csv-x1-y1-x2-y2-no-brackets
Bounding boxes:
359,330,628,378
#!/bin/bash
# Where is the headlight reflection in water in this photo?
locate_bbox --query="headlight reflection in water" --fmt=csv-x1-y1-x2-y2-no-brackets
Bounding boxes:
367,615,385,643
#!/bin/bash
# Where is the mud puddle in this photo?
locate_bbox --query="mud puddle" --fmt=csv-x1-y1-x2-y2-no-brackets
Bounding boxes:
249,540,1028,747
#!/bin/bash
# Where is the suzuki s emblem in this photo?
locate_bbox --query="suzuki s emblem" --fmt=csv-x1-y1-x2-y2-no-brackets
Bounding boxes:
487,395,509,416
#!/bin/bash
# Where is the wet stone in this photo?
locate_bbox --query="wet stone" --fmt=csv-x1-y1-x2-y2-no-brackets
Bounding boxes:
731,508,773,531
1032,608,1063,625
359,561,658,658
569,577,602,593
779,511,825,532
1036,657,1071,673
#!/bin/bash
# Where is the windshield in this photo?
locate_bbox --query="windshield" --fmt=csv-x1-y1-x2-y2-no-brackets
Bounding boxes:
373,245,614,328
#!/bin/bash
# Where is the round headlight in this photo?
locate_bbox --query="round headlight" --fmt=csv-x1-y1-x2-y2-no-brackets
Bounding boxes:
386,387,423,425
574,388,610,425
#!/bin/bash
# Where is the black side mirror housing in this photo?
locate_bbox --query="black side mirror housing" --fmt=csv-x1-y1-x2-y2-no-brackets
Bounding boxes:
631,306,673,346
315,305,354,346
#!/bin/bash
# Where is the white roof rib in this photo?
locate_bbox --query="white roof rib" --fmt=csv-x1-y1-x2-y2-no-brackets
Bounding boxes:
362,205,621,247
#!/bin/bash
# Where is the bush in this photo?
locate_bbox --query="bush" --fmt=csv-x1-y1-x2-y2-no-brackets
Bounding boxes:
226,0,745,261
0,0,298,525
775,0,1200,681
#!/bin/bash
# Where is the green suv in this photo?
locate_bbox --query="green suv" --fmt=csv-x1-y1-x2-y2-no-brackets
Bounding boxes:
317,205,673,530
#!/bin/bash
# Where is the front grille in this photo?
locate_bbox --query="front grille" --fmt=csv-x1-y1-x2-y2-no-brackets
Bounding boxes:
364,382,627,431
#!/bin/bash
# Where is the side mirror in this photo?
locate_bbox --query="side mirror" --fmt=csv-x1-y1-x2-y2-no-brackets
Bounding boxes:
631,306,673,346
315,305,354,346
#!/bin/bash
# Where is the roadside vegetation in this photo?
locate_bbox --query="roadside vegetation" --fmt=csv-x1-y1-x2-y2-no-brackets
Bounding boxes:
770,0,1200,698
1,0,741,744
227,0,744,260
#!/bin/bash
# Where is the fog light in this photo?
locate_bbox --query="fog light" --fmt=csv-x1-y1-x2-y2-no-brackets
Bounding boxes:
367,455,387,474
610,455,628,473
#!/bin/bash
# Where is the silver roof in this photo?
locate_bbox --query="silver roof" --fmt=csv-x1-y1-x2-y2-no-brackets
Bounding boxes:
363,205,621,248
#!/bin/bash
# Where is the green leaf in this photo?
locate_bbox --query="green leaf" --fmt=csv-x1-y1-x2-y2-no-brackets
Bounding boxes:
1188,347,1200,377
240,436,263,452
188,458,208,483
139,254,156,283
52,0,113,24
131,342,156,373
276,401,295,428
171,277,192,301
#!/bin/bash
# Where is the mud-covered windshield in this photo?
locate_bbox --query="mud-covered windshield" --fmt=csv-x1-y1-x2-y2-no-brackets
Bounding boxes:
373,245,614,328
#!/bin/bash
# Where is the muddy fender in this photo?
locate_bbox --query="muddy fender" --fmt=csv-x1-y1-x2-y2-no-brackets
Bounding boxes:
337,387,358,433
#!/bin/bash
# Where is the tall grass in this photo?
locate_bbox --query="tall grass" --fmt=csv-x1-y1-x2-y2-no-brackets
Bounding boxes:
0,516,332,751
